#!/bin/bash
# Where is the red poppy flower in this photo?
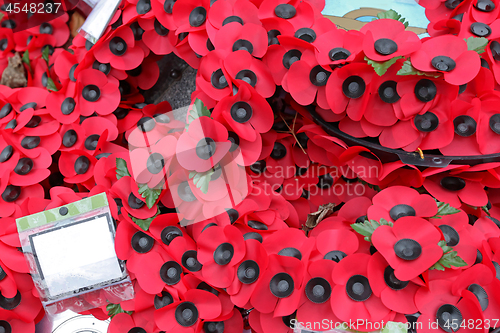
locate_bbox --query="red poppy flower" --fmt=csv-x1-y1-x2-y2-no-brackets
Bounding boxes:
26,16,70,47
223,50,276,98
197,225,245,288
331,253,392,329
395,75,458,121
151,0,177,31
129,135,176,188
94,25,145,71
161,169,205,222
45,82,80,124
213,22,268,58
359,58,405,128
374,163,423,191
80,116,119,154
155,289,222,333
16,33,56,58
0,258,26,301
227,238,269,308
250,254,304,316
423,171,489,208
472,216,500,240
110,105,143,134
109,312,156,333
310,228,359,262
296,259,340,329
286,50,331,109
75,68,120,116
429,210,478,267
45,187,87,209
416,279,485,333
183,273,235,318
452,263,500,324
8,149,50,187
138,17,176,56
212,82,273,143
176,116,231,173
411,35,480,85
372,216,443,281
122,0,155,24
313,28,364,67
325,62,375,121
59,150,96,185
458,9,500,40
0,28,15,56
0,182,44,218
126,239,188,298
427,17,462,37
367,251,420,314
474,100,500,155
263,228,314,264
10,86,48,114
125,105,182,149
206,0,260,40
196,50,234,101
361,19,421,62
0,288,43,324
115,217,158,261
250,136,295,190
123,55,160,90
439,100,485,156
367,186,438,223
0,315,34,332
13,108,59,138
111,176,158,219
279,167,317,201
263,36,315,87
380,106,455,151
171,32,202,69
164,235,204,280
307,167,344,208
258,0,317,30
202,308,244,333
148,212,188,246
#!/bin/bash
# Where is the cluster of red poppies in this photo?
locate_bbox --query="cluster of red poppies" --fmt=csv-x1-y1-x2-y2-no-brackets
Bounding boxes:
0,0,499,331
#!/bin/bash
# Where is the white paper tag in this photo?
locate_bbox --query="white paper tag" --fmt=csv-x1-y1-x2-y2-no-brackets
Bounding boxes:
31,215,123,298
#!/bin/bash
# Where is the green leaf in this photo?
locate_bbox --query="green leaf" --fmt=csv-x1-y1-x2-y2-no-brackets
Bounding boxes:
376,9,410,28
431,201,461,219
46,77,58,92
42,46,50,64
430,240,468,271
465,36,488,54
397,59,442,77
22,51,31,71
116,158,131,180
106,303,133,318
481,205,491,216
130,207,159,231
190,167,216,194
351,218,393,242
138,183,162,209
382,321,408,333
185,98,211,130
365,56,403,76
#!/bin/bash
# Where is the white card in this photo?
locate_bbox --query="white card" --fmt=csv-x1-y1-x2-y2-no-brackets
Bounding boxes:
31,215,123,297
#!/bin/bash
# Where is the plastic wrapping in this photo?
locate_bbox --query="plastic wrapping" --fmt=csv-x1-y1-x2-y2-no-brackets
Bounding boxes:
16,192,134,316
78,0,121,43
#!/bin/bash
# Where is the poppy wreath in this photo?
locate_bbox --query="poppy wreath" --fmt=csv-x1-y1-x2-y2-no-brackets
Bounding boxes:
1,0,500,332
